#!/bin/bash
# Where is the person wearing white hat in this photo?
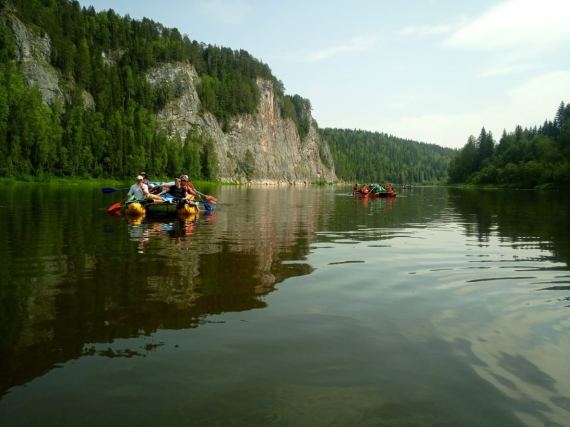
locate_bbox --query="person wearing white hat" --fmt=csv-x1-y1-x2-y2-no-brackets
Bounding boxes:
128,175,163,202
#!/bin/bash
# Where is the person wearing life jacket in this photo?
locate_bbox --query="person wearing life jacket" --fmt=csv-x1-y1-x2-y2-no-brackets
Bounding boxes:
180,174,199,200
353,183,361,194
361,184,369,194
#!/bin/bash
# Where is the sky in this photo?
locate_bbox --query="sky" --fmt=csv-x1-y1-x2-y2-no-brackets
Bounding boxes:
80,0,570,149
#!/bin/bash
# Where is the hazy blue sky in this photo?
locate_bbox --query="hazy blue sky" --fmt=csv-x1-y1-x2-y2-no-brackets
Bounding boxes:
80,0,570,149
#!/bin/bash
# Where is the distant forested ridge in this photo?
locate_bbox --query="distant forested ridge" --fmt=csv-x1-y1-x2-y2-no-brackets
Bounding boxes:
0,0,313,180
447,102,570,188
320,128,456,184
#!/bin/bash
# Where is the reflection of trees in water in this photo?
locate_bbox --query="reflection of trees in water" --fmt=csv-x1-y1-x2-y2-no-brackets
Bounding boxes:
316,189,454,244
0,185,318,398
446,188,570,266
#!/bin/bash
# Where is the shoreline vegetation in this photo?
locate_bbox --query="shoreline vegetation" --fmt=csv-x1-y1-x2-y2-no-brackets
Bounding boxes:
0,176,341,186
447,101,570,190
445,183,570,191
0,176,215,187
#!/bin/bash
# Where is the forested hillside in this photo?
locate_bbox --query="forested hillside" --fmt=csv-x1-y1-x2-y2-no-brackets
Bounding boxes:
321,128,456,184
448,102,570,188
0,0,313,180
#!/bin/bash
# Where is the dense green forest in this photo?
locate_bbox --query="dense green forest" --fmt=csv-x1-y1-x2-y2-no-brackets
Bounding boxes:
321,128,456,184
447,101,570,187
0,0,312,180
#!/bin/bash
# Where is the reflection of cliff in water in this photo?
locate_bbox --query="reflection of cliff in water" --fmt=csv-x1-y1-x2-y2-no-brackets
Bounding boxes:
446,188,570,266
0,185,318,398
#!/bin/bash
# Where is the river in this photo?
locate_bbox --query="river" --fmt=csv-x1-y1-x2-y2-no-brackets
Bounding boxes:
0,184,569,426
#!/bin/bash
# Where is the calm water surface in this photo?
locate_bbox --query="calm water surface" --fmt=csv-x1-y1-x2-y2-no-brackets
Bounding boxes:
0,184,569,426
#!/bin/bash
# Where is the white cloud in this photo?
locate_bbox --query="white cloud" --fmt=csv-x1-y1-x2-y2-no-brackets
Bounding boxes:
383,71,570,149
198,0,250,25
506,70,570,107
441,0,570,51
307,36,377,62
389,101,407,109
400,23,461,36
478,63,539,77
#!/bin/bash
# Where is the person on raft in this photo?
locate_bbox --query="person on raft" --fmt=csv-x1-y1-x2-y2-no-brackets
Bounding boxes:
180,174,199,200
159,179,200,211
368,183,387,195
128,175,164,203
140,172,153,190
353,183,361,194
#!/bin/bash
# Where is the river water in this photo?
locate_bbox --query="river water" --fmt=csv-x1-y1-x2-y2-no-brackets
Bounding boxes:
0,184,569,426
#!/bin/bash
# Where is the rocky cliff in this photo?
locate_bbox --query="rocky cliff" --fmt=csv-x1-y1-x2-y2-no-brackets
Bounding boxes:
1,9,96,111
2,11,337,184
147,63,337,184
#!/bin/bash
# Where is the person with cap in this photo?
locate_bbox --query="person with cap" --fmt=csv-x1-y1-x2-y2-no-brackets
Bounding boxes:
140,172,153,190
179,174,199,199
128,175,163,202
369,183,384,195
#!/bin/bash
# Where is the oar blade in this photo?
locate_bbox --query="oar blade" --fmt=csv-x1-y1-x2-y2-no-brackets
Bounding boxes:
195,190,217,203
102,187,130,194
107,202,122,214
203,202,213,212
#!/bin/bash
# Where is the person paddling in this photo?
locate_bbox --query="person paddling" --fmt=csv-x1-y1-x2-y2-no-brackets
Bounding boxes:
180,175,199,199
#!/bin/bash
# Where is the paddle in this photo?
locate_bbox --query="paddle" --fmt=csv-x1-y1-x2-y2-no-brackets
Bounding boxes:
107,194,134,214
102,187,130,194
107,202,122,214
194,189,217,203
198,198,213,212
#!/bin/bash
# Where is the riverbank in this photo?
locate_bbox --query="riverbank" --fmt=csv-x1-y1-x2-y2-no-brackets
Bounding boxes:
0,177,218,188
445,182,570,191
0,176,341,187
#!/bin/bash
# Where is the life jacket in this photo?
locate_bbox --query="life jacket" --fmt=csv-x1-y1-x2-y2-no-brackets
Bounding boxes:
181,181,196,200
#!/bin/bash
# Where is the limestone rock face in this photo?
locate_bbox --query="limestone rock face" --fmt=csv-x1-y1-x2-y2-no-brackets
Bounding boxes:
3,13,64,106
146,63,337,184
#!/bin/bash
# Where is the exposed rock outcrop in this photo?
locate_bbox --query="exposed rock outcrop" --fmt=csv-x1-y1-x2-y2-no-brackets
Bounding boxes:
2,12,64,106
146,63,337,184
